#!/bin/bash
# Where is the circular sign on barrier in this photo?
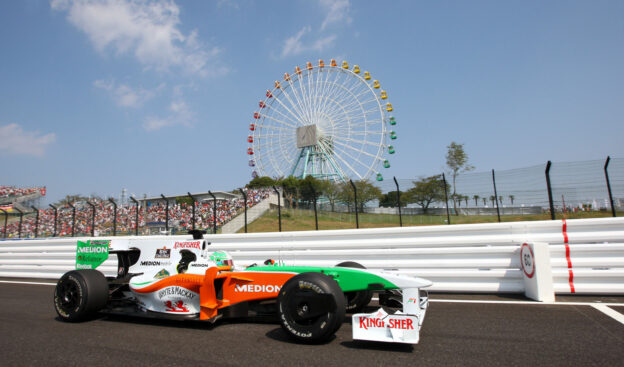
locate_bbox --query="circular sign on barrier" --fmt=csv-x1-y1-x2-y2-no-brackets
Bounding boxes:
520,243,535,278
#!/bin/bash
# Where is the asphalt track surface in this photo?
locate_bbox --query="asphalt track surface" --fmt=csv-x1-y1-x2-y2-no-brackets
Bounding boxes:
1,281,623,367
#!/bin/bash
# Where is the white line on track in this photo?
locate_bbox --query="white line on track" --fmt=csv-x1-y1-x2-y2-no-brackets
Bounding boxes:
591,304,624,325
0,280,55,286
372,297,624,307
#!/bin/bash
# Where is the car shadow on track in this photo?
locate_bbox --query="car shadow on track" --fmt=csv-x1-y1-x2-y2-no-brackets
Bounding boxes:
93,312,282,331
340,340,414,352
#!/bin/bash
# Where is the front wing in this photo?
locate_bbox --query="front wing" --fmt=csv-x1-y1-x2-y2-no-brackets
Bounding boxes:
352,287,428,344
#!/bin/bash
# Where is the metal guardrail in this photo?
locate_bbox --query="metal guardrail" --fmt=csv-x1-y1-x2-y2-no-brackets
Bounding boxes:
1,218,623,295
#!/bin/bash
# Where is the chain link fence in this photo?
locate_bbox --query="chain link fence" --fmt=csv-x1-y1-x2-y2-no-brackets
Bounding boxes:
2,159,622,237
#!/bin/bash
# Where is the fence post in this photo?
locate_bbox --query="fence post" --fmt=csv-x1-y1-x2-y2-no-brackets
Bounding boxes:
0,209,7,238
87,201,96,236
349,180,359,229
604,156,616,217
393,176,402,227
67,202,76,237
15,207,23,238
209,191,217,235
187,192,196,231
492,169,501,222
160,194,169,233
49,204,58,237
442,173,451,225
309,182,318,230
239,188,247,233
545,161,555,220
273,186,281,232
130,197,139,236
31,206,39,238
108,198,117,236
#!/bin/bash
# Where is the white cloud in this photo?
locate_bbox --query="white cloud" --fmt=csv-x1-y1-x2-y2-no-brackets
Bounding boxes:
143,97,192,131
319,0,351,30
51,0,227,77
0,123,56,157
94,79,163,107
280,26,337,58
278,0,349,58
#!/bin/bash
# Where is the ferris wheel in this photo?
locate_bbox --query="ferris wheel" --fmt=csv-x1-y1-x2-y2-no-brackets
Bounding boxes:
247,59,397,182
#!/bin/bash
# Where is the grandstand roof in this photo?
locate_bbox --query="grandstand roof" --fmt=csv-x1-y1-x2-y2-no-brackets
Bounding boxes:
140,191,239,205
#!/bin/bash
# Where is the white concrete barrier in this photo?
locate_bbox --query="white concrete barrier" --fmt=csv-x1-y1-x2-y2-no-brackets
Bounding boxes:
1,218,623,296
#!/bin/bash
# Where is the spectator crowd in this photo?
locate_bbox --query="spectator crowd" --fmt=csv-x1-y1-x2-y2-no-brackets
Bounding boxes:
0,186,45,200
1,189,271,238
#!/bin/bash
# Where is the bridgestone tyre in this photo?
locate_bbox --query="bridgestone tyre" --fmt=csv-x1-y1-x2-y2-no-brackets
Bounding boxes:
54,269,109,322
336,261,374,313
277,272,346,344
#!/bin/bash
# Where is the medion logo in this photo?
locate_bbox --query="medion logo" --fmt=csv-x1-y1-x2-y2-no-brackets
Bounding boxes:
235,284,281,293
140,260,171,266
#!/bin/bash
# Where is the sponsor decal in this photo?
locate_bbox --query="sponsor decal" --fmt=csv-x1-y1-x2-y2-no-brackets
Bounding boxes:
190,263,211,268
407,298,418,303
235,284,281,293
140,260,172,266
76,240,110,270
164,300,189,313
157,286,197,300
154,269,170,279
357,316,414,330
174,241,201,250
155,246,171,259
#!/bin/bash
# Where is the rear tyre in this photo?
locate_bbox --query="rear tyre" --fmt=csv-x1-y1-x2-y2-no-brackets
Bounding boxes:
336,261,373,313
54,269,109,322
277,272,345,344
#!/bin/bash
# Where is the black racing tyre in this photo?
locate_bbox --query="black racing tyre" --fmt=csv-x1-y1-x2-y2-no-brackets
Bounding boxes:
277,272,346,344
336,261,374,313
54,269,109,322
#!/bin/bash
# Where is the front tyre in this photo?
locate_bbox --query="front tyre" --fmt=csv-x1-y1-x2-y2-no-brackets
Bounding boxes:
277,272,345,344
336,261,373,313
54,269,109,322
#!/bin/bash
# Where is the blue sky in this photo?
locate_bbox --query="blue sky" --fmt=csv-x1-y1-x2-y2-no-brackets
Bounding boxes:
1,0,623,204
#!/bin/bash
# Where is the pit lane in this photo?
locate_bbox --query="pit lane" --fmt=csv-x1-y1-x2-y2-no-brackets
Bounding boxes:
1,281,623,366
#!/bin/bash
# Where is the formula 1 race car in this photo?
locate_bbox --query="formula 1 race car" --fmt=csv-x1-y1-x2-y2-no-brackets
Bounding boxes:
54,232,431,344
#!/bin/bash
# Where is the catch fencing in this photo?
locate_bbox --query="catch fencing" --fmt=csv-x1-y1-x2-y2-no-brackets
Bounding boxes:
1,217,622,295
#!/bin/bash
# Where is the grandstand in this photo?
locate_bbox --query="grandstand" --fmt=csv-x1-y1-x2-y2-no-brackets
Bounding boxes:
0,187,271,239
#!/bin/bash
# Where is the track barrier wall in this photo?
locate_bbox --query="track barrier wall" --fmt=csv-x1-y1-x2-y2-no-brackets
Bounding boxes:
1,218,623,299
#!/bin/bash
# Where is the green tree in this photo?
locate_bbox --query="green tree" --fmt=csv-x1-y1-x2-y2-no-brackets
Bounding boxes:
338,180,382,212
473,195,480,206
405,175,448,214
247,176,276,189
175,196,193,206
318,180,341,211
446,142,474,215
278,176,300,209
378,191,405,208
56,194,92,206
509,195,515,205
299,176,323,205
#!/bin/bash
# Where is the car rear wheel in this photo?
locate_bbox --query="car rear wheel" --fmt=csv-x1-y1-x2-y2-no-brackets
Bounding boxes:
54,269,109,322
336,261,373,313
277,272,345,344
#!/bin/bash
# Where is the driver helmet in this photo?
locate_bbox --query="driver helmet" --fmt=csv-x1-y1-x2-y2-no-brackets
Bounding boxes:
210,251,233,267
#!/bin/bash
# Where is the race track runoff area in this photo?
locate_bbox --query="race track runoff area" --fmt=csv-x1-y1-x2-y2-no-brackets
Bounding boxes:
1,280,623,366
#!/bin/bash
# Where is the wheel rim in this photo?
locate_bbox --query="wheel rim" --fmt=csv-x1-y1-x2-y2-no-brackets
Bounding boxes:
57,281,80,312
287,289,332,325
